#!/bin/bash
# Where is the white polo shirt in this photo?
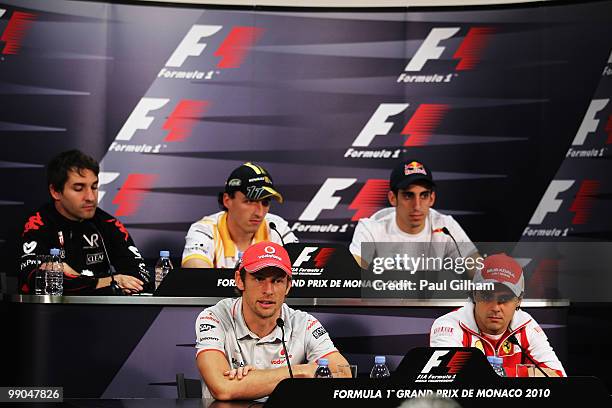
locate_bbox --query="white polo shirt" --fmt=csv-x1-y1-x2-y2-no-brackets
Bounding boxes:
182,211,298,268
349,208,477,265
195,298,338,370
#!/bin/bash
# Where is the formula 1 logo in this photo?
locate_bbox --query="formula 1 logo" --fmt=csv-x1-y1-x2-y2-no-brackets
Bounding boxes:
114,97,209,144
0,9,36,55
98,172,158,217
346,103,449,159
159,25,264,80
567,99,611,159
416,350,470,383
292,246,337,276
398,26,495,83
524,179,600,237
299,178,389,222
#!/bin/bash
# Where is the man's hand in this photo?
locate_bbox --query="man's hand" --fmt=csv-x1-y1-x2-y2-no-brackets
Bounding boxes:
292,362,318,378
96,274,143,293
114,274,144,294
224,365,256,380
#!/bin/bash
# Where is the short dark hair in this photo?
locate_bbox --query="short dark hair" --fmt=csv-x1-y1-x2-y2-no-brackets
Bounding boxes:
47,150,99,193
391,179,435,196
218,191,236,211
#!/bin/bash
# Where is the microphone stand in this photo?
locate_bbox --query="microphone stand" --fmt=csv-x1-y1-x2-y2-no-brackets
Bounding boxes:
276,317,294,378
508,335,550,377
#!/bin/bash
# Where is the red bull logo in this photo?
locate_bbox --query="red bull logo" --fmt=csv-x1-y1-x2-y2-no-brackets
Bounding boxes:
405,161,427,176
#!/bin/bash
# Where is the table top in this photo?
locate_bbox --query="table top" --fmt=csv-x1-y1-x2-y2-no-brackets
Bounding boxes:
4,294,569,307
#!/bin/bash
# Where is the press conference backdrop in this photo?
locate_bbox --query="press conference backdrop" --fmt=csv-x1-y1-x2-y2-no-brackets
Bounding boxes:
1,0,610,399
0,0,611,265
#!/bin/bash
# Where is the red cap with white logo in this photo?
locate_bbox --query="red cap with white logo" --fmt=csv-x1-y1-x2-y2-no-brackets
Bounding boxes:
240,241,292,277
473,253,525,297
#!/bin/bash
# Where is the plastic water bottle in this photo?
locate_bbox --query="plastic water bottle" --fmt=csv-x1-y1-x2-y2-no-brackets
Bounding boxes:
45,248,63,295
487,356,506,377
154,250,173,290
34,255,48,295
314,358,333,378
370,355,390,378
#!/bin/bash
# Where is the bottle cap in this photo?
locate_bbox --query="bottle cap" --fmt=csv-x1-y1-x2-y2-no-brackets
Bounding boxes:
318,358,329,366
487,356,503,365
50,248,60,256
375,356,386,364
160,250,170,257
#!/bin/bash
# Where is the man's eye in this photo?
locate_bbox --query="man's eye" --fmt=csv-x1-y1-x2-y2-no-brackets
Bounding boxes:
261,199,271,207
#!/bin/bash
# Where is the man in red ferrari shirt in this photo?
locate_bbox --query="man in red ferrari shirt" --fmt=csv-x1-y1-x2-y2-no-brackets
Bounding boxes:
430,253,566,377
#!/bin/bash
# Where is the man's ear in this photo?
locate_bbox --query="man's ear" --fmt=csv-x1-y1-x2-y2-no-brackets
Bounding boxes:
388,191,397,207
49,185,61,201
430,190,436,206
235,269,245,291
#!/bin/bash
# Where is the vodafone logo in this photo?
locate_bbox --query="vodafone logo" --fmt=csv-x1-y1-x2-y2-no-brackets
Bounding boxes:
398,26,495,83
264,245,276,254
523,179,600,237
0,9,36,55
159,25,264,81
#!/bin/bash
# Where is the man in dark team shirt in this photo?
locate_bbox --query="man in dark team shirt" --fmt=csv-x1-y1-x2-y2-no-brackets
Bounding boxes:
18,150,149,295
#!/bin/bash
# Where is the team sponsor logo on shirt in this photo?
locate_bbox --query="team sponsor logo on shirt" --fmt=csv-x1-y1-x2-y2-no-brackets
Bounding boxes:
501,339,513,354
22,212,44,236
199,323,216,332
312,326,327,339
198,336,219,342
86,252,105,265
433,326,454,336
306,319,319,331
200,314,220,324
22,241,37,254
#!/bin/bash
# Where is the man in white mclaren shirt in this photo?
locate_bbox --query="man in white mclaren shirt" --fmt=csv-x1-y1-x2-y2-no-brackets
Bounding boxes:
349,159,477,272
182,162,298,268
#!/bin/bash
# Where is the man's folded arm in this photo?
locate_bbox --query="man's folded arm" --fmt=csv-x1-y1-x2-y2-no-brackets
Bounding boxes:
197,350,315,401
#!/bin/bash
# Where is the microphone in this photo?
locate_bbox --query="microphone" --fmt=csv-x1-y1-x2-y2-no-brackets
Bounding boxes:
276,317,294,378
441,227,462,258
507,335,550,377
89,221,123,296
269,222,285,246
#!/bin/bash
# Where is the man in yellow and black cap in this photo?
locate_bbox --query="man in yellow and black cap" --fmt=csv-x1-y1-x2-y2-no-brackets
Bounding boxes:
182,163,298,269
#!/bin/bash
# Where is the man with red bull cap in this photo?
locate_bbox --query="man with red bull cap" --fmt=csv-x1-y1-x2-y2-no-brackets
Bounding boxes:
429,253,566,377
349,159,477,271
195,241,350,400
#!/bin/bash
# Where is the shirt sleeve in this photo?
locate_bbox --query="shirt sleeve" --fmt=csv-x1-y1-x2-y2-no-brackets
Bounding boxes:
275,217,299,244
303,314,338,362
17,212,51,294
525,320,567,377
195,310,226,357
429,315,464,347
182,222,215,267
349,219,376,265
